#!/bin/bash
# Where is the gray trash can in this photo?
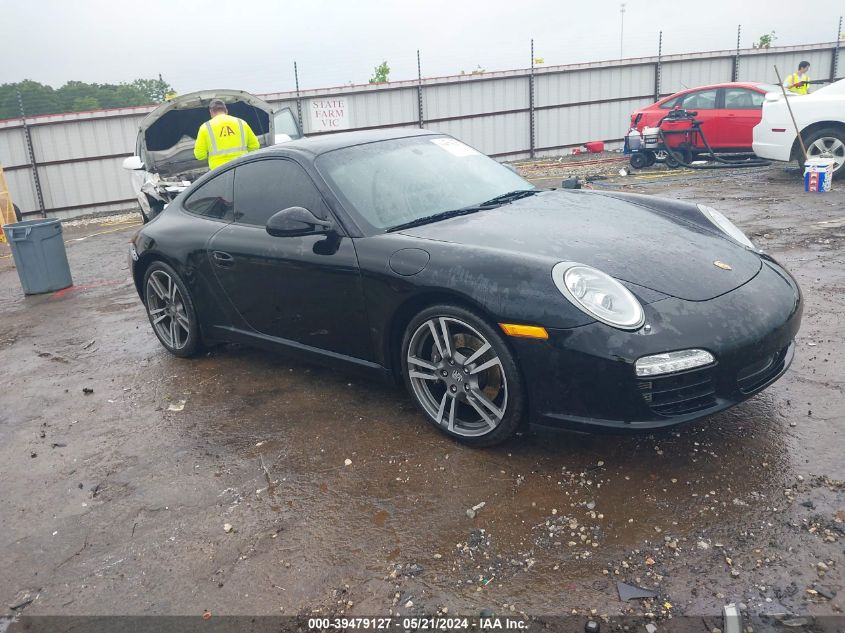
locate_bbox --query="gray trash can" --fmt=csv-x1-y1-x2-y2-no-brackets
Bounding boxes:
3,219,73,295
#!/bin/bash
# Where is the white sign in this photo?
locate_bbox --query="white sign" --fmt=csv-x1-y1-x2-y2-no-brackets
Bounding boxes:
309,97,350,131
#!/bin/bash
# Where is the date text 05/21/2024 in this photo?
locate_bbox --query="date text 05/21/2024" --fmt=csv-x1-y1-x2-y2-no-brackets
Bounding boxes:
306,616,527,630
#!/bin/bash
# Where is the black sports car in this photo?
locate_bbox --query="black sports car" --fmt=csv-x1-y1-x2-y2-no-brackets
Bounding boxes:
130,129,802,446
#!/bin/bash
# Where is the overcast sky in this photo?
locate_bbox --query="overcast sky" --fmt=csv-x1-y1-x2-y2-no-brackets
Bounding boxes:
2,0,842,94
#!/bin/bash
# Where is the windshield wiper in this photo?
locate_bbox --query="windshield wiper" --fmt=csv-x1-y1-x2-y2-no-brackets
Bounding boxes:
387,204,493,232
386,189,538,232
477,189,537,206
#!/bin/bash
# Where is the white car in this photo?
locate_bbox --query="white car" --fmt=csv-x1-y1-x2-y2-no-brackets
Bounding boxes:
123,89,301,222
753,79,845,175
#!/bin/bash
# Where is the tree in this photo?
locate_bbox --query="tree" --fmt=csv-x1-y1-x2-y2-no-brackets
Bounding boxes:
369,61,390,84
460,65,486,75
131,76,175,103
72,96,100,111
753,31,777,49
0,77,176,120
0,80,60,118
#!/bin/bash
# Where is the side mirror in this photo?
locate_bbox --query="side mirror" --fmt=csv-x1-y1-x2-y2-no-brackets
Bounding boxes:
122,156,144,171
266,206,332,237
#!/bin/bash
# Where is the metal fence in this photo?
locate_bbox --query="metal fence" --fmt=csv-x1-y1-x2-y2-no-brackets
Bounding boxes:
1,39,842,220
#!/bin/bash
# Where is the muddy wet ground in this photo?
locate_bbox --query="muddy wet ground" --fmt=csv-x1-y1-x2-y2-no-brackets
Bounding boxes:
0,164,842,626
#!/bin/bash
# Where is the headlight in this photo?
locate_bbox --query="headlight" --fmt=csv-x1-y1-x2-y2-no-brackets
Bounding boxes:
697,204,755,250
552,262,644,330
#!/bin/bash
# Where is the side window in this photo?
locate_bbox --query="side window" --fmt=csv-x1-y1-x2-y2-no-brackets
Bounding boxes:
273,108,302,140
233,159,326,227
723,88,764,109
682,89,718,110
659,95,682,109
183,169,234,220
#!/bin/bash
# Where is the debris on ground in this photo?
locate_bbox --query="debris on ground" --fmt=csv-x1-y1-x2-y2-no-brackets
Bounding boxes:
167,400,186,412
466,501,486,518
82,387,93,394
616,581,658,601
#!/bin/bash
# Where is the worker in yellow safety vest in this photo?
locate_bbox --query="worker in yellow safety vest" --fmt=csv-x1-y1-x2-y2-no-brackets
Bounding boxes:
783,61,811,94
194,99,260,170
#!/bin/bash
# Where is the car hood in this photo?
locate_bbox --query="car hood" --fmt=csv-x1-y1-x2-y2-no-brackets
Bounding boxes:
397,190,761,302
137,89,275,177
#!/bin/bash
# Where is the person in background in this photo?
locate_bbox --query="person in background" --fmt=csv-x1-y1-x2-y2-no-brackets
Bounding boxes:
784,61,811,94
194,99,260,170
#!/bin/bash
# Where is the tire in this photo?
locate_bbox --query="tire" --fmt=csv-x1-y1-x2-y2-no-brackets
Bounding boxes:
400,304,526,447
800,127,845,175
629,153,648,169
644,151,657,167
142,261,202,357
141,195,165,224
665,153,681,168
13,203,22,222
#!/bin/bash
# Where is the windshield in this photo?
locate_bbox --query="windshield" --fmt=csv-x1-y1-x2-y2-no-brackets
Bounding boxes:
315,135,534,232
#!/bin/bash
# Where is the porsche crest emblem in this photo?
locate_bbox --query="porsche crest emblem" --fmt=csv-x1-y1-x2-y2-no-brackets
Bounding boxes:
713,260,732,270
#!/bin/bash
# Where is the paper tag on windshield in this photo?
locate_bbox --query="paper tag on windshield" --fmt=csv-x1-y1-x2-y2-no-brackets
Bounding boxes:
431,137,480,157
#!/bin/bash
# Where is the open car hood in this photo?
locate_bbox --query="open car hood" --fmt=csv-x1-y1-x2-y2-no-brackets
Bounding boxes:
137,89,276,177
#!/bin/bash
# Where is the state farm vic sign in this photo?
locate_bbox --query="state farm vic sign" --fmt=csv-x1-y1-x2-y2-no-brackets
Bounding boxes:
308,97,350,131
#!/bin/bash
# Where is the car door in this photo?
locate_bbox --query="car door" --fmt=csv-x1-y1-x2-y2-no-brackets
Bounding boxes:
206,157,373,361
273,107,302,143
678,88,720,149
720,87,765,151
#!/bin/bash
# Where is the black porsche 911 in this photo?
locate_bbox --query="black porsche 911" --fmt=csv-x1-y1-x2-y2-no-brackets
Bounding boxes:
130,129,802,446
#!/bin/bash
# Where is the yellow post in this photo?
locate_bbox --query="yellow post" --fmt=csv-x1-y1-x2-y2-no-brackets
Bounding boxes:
0,163,19,243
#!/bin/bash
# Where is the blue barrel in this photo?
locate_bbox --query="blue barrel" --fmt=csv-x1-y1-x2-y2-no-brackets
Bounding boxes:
3,219,73,295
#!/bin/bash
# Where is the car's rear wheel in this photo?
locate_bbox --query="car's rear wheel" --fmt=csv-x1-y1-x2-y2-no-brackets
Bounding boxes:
143,261,201,357
401,304,525,447
802,127,845,175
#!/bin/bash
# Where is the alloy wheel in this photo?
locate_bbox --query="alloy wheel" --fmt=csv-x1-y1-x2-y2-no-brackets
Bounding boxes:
406,316,508,437
807,136,845,172
145,270,191,350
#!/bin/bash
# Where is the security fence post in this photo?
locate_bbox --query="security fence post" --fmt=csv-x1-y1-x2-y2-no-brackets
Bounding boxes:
654,31,663,101
529,39,536,159
732,25,741,82
16,90,46,218
294,61,303,132
417,50,424,129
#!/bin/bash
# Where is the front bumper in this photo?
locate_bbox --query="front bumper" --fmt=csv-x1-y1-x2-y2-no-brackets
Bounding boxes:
514,258,802,431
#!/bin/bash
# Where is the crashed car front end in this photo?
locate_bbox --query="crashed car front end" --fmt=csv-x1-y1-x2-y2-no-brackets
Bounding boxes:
123,89,281,222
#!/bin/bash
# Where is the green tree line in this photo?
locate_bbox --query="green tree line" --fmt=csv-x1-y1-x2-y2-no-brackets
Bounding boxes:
0,77,175,120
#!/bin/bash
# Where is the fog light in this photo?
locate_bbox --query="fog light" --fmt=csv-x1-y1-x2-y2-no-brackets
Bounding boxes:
635,349,715,377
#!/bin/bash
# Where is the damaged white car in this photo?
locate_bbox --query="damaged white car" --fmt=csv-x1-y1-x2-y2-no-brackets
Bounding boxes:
123,89,301,222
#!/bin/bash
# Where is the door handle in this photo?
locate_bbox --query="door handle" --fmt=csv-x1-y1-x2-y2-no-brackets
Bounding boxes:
212,251,235,267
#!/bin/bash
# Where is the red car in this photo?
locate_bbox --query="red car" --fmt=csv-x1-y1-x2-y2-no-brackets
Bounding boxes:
630,82,780,153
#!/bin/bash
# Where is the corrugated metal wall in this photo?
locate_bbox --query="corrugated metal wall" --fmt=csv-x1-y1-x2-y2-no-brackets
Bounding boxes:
0,41,840,220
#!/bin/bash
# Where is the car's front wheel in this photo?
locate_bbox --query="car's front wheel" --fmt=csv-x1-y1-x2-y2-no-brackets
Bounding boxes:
401,305,525,447
143,261,201,357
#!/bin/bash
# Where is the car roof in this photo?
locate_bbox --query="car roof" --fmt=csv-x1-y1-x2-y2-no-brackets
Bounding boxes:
262,128,439,157
659,82,772,100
